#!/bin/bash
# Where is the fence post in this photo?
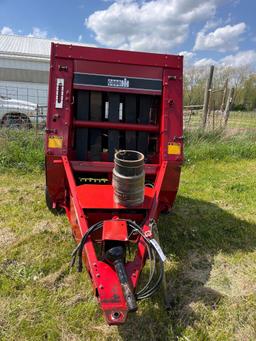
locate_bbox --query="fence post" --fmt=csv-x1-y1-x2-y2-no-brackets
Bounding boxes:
36,105,39,135
202,65,214,130
220,79,228,113
224,87,235,127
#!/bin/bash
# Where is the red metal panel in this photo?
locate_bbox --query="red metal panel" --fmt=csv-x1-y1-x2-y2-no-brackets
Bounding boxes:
45,53,74,157
76,184,154,209
53,43,183,69
70,161,159,175
163,69,184,162
74,60,163,79
102,220,128,241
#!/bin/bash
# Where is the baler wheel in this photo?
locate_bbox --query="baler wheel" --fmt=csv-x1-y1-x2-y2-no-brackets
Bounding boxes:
45,186,65,215
1,113,32,129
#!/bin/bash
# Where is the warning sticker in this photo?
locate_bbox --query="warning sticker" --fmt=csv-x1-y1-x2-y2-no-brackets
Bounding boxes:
168,142,181,155
48,136,63,149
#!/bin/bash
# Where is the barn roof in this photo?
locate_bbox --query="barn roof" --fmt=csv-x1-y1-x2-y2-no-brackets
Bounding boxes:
0,34,91,61
0,34,52,60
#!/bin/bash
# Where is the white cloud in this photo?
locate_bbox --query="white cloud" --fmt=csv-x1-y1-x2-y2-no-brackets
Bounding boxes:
1,26,49,39
78,34,83,42
179,51,195,59
202,19,221,32
220,50,256,67
179,50,196,66
1,26,14,35
27,27,48,39
194,22,246,52
85,0,223,52
194,57,217,67
193,50,256,68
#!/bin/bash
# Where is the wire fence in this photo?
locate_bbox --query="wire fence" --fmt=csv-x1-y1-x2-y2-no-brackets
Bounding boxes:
0,85,255,135
184,108,256,134
184,65,256,134
0,85,47,131
0,85,47,105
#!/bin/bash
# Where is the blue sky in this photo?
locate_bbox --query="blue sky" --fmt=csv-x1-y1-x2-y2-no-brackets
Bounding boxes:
0,0,255,67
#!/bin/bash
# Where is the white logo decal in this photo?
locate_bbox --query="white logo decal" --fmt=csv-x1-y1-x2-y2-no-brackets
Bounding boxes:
55,78,64,109
107,78,129,88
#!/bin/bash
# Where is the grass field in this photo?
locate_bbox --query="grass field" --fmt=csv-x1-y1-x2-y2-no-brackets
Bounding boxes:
0,131,256,340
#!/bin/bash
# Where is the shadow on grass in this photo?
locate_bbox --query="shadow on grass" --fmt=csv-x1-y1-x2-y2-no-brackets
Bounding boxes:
117,195,256,341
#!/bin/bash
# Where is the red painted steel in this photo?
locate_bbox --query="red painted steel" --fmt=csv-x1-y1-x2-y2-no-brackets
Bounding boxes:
70,161,159,175
53,44,182,68
102,220,128,242
45,42,183,325
73,120,159,133
77,184,154,209
74,60,164,78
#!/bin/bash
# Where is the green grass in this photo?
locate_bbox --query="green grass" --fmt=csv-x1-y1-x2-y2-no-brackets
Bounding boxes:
0,130,256,340
228,111,256,129
185,130,256,163
0,129,44,172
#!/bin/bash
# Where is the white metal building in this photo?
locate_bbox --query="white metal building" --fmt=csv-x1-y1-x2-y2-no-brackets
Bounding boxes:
0,34,92,125
0,34,52,105
0,34,90,105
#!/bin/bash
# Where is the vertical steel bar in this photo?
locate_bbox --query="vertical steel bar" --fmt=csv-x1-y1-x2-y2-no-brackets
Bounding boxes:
137,95,151,159
124,94,137,150
108,93,120,161
90,92,102,161
75,90,90,160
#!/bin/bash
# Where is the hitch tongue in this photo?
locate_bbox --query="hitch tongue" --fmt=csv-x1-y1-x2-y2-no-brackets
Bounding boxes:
105,246,137,312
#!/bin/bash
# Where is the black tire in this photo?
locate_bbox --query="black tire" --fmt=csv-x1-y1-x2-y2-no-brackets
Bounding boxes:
45,186,65,215
1,113,32,129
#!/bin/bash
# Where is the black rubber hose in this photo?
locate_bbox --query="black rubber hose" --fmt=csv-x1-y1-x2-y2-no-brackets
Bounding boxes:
71,219,164,300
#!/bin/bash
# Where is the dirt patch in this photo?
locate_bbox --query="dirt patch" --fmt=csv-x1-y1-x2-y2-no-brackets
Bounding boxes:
0,188,11,195
39,264,69,289
0,228,16,248
167,251,222,325
60,332,81,341
64,294,86,307
235,325,256,341
167,251,215,299
183,251,213,284
33,220,60,234
207,252,256,297
0,297,10,329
